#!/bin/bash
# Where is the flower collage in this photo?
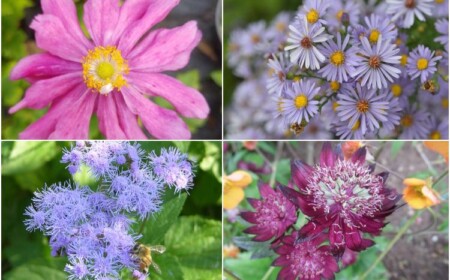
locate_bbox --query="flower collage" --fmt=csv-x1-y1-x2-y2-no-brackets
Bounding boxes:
1,0,449,280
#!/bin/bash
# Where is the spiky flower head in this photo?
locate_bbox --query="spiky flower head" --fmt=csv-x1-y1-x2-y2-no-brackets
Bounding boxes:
283,143,401,254
241,184,297,242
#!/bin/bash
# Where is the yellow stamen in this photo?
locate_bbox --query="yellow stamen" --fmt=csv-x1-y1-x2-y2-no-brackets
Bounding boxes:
330,81,340,92
356,100,369,113
401,114,413,127
442,98,449,109
416,58,429,70
306,9,320,24
352,120,360,131
369,29,380,43
430,131,442,139
332,101,339,112
436,0,444,3
82,46,129,95
330,51,345,66
391,84,402,97
294,95,308,109
336,10,344,20
400,54,408,66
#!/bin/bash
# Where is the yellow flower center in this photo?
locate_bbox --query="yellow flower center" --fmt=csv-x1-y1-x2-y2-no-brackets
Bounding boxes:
401,114,413,127
306,9,320,24
336,10,344,20
277,98,284,112
369,29,380,43
330,81,340,92
82,46,129,95
436,0,444,3
330,51,345,66
294,95,308,109
352,119,360,131
356,100,370,113
293,75,301,82
442,98,449,109
276,22,287,32
401,54,408,66
416,58,429,70
391,84,402,97
332,101,339,112
430,131,442,139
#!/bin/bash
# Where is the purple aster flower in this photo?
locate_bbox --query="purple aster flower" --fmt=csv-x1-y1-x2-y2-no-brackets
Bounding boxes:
282,143,401,254
386,0,433,28
388,76,415,106
265,12,292,53
407,45,442,83
326,0,362,29
427,116,449,139
398,105,430,139
266,53,297,96
241,184,297,242
334,119,365,139
350,24,368,45
298,0,330,25
273,232,339,280
363,14,398,44
336,83,389,135
353,36,401,89
435,19,449,50
318,33,358,82
379,92,403,135
9,0,208,139
432,0,449,17
285,16,331,70
280,79,321,125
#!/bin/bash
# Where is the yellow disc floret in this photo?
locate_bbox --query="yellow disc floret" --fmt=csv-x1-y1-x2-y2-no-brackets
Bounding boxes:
330,51,345,66
391,84,402,97
82,46,129,95
294,94,308,109
430,131,442,139
330,81,340,92
416,58,429,70
400,54,408,66
369,29,380,43
442,98,449,109
306,9,320,24
401,114,413,127
352,120,360,131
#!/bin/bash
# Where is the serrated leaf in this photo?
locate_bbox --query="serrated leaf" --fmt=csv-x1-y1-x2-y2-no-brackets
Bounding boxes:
2,142,59,175
3,265,67,280
232,236,275,259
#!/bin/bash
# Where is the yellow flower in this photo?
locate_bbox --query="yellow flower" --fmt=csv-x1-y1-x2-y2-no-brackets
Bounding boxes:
423,141,449,163
223,170,252,210
403,177,441,209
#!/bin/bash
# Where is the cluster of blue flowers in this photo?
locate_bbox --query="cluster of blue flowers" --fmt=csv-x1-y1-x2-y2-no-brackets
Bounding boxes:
226,0,448,140
24,141,195,280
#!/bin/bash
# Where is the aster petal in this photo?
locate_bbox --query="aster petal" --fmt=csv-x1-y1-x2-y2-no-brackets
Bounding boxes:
83,0,120,46
9,73,83,114
121,86,191,139
10,53,81,83
97,95,127,139
41,0,91,50
320,142,337,167
128,72,209,119
31,15,88,62
112,93,148,139
129,21,202,72
291,160,314,190
117,0,180,55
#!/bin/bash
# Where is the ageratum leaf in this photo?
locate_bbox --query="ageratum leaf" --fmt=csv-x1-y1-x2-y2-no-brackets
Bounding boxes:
3,265,67,280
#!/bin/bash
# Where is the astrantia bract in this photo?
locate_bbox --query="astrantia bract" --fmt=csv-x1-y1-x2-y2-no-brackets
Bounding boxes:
10,0,209,139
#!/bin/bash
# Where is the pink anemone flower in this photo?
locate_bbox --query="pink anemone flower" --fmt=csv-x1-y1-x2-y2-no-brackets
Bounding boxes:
9,0,209,139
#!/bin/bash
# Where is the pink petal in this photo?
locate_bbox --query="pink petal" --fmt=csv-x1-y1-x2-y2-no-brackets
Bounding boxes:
112,93,148,139
116,0,180,55
19,89,85,139
351,146,367,164
49,91,97,139
291,160,314,190
128,21,202,72
10,53,81,83
129,72,209,119
320,142,337,167
31,15,88,62
83,0,120,46
9,73,84,114
121,86,191,139
41,0,92,50
96,94,127,139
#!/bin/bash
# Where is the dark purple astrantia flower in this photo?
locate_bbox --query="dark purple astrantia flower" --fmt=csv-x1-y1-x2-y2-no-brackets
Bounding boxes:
273,232,339,280
241,183,297,242
281,143,400,254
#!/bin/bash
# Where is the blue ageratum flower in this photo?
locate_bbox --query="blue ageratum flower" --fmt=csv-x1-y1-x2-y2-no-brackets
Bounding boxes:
280,79,321,126
336,83,389,135
406,45,442,83
353,36,401,89
318,33,358,83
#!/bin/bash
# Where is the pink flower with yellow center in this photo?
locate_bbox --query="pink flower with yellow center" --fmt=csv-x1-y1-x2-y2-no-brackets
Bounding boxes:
9,0,209,139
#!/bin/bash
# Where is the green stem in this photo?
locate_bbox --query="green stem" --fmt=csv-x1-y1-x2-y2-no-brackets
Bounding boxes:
269,142,284,188
434,169,449,185
358,211,421,280
224,269,241,280
261,266,275,280
138,216,148,235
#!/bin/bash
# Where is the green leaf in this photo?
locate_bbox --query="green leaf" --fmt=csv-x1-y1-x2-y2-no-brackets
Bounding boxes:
148,253,184,280
336,246,388,280
3,265,67,280
140,192,187,245
390,141,405,159
2,142,59,175
225,252,279,280
210,70,222,87
176,70,201,90
172,141,190,153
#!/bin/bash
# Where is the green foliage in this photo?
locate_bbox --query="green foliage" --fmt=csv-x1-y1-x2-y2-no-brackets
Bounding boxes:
210,70,222,87
2,141,221,279
177,70,201,91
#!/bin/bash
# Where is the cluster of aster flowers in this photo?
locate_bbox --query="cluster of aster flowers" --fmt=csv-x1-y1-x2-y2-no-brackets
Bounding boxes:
240,143,401,279
24,141,195,280
226,0,448,139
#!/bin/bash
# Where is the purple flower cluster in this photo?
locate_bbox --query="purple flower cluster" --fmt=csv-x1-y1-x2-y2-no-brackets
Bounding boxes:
226,0,448,140
240,143,401,280
25,141,195,279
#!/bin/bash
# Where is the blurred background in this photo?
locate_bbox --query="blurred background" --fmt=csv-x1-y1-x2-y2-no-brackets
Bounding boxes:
2,0,222,139
223,141,449,280
1,141,222,279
